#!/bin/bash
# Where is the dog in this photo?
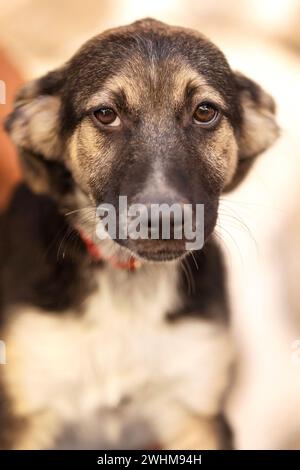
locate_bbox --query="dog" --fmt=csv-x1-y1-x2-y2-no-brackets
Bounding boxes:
0,18,278,449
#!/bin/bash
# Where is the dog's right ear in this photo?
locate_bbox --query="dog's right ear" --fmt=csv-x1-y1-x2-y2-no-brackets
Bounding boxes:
4,68,76,196
5,68,65,160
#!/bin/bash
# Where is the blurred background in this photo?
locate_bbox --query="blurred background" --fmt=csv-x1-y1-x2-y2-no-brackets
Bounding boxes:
1,0,300,449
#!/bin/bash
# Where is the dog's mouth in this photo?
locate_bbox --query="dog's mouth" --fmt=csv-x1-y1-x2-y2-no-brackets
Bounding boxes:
104,219,206,263
138,250,185,262
118,238,188,262
94,197,217,262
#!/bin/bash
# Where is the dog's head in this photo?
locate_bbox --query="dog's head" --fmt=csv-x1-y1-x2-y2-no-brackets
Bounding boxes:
5,18,279,262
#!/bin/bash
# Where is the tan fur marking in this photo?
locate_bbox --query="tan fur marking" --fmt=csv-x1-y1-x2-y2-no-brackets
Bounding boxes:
10,96,61,159
239,95,279,159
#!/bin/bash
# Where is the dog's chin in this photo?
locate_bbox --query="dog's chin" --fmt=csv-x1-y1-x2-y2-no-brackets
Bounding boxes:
135,249,186,262
117,239,189,263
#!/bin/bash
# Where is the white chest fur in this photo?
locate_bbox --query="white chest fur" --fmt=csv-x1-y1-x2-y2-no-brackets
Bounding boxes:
4,264,232,449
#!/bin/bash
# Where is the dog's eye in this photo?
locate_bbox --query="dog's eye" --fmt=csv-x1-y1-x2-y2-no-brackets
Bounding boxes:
93,108,120,127
193,103,219,126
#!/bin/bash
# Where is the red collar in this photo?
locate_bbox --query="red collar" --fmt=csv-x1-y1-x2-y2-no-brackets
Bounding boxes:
78,229,140,272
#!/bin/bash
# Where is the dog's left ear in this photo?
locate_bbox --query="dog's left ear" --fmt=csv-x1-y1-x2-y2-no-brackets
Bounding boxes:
226,72,279,191
5,68,65,160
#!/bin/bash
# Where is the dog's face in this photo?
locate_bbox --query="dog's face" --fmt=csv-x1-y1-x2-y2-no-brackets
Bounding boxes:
6,19,278,261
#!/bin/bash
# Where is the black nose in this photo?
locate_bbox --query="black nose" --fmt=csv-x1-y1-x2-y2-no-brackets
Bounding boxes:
145,203,184,235
129,193,191,239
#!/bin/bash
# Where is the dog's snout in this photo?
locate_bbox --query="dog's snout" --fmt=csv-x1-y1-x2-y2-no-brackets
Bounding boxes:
143,203,183,234
128,192,191,239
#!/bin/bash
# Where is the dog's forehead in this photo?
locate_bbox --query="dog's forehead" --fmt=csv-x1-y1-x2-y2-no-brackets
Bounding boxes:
67,21,236,114
85,57,226,113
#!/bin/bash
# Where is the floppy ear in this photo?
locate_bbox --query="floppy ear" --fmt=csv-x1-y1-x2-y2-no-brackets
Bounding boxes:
4,69,72,194
225,72,279,191
5,68,65,160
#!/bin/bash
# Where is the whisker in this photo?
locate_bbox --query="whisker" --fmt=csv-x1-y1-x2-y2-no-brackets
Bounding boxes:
213,231,234,270
180,258,193,295
215,222,246,268
189,251,199,270
218,201,258,252
220,197,287,215
64,207,96,217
